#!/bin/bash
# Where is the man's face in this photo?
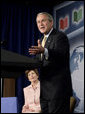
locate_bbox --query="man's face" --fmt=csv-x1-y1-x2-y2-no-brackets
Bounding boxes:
36,14,53,35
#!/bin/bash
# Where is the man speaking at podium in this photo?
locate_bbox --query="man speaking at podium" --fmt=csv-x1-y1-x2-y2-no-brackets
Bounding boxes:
29,12,73,113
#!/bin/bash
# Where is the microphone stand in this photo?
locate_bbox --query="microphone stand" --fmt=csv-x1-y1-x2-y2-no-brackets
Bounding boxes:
1,40,7,97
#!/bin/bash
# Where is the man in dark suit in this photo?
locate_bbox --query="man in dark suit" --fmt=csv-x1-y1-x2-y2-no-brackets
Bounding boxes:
29,12,73,113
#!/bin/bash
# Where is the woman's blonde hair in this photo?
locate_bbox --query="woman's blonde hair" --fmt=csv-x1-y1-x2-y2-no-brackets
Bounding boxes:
25,69,39,79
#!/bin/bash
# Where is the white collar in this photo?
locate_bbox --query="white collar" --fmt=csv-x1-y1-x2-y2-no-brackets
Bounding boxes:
44,28,53,38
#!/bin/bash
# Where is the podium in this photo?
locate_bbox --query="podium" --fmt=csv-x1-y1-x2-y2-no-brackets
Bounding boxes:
1,49,42,97
1,49,42,78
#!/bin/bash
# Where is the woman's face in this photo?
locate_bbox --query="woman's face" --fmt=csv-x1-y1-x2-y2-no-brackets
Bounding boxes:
28,70,38,82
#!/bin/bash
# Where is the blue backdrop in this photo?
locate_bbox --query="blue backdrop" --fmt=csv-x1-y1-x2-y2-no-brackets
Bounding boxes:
53,1,84,113
1,4,53,112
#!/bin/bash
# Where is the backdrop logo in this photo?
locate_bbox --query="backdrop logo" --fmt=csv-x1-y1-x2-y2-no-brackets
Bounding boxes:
72,6,83,24
59,15,69,31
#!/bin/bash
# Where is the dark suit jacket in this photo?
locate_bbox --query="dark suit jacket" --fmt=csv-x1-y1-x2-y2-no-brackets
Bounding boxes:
37,28,73,100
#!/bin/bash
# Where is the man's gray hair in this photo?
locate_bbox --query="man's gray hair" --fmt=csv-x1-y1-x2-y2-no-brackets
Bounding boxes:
36,12,54,22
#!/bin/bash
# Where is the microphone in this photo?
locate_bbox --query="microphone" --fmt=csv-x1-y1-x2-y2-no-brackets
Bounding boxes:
1,40,7,46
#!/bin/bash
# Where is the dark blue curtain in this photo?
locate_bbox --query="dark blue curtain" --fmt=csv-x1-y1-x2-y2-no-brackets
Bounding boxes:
1,4,53,112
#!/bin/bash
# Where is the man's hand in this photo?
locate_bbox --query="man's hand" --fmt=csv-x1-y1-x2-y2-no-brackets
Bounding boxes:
29,40,45,55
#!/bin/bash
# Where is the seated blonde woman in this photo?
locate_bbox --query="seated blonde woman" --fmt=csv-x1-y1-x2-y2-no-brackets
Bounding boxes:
22,69,41,113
